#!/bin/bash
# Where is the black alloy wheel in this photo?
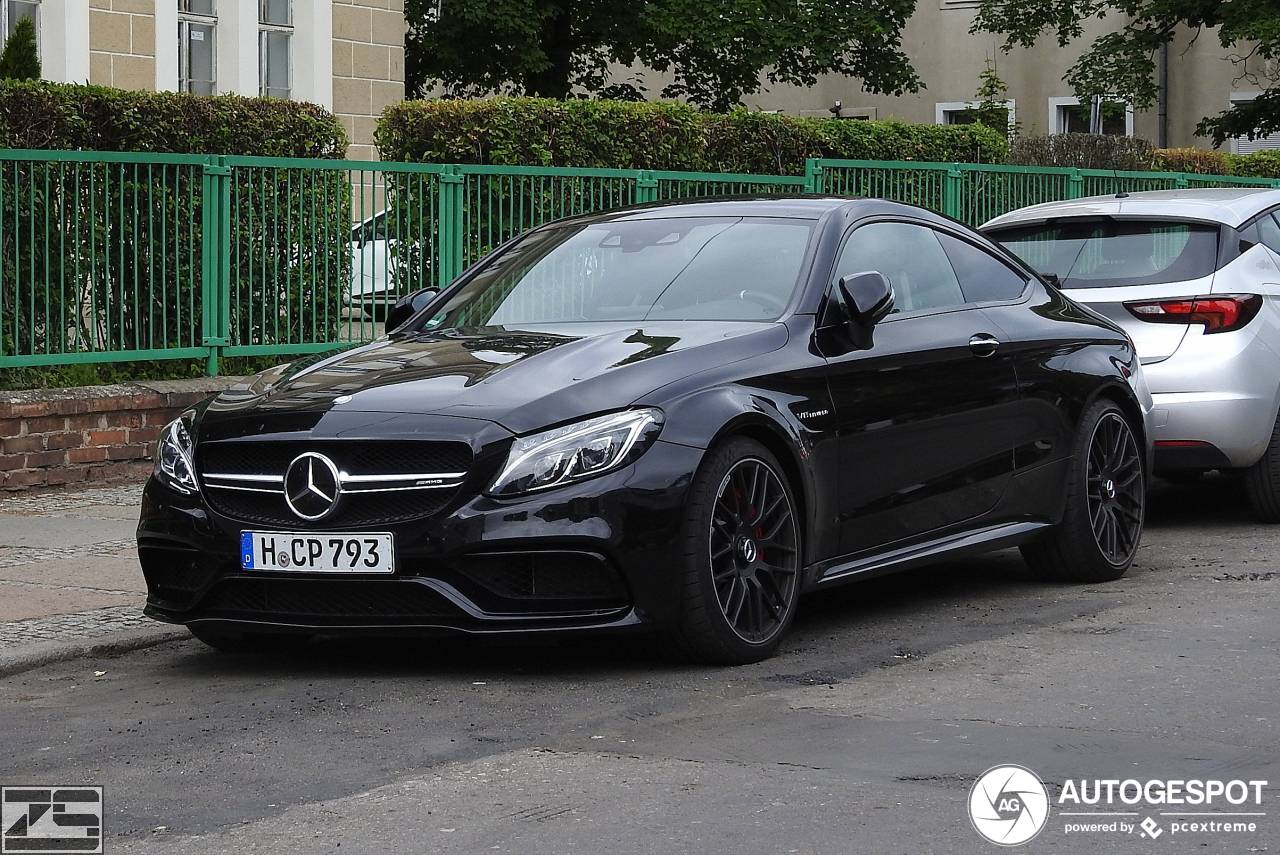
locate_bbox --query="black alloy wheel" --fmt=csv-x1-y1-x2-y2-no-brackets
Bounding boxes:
710,458,800,643
1022,400,1146,583
665,438,803,664
1086,412,1145,566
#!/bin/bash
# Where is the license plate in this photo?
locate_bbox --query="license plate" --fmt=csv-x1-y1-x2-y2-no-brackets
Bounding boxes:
240,531,394,574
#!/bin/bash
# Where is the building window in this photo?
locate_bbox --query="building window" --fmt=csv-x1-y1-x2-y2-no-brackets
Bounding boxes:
259,0,291,99
935,100,1016,135
1230,92,1280,154
1,1,38,43
1049,96,1132,136
178,0,216,96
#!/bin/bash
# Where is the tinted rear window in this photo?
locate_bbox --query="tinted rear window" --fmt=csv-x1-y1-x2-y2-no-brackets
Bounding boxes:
988,220,1220,289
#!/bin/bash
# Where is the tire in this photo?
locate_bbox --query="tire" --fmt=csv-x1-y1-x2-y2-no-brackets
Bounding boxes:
1244,413,1280,523
189,625,306,654
661,437,803,665
1021,400,1146,583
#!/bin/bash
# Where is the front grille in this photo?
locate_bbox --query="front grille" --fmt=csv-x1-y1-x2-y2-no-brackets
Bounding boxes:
196,439,472,527
196,577,458,623
200,440,470,477
205,489,455,528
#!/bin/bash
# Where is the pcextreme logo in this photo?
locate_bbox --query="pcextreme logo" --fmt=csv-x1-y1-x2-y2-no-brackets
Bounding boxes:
968,765,1270,846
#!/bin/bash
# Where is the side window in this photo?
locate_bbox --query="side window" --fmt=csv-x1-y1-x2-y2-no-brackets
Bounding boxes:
1256,213,1280,255
834,222,965,314
935,232,1029,303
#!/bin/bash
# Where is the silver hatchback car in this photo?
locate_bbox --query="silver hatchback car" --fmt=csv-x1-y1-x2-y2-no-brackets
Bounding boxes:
983,189,1280,521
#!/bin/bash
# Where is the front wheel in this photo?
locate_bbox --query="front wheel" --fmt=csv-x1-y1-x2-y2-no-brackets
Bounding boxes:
662,438,802,665
1022,401,1146,582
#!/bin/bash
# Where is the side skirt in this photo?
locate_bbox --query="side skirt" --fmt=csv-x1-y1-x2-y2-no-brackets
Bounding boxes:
808,521,1052,589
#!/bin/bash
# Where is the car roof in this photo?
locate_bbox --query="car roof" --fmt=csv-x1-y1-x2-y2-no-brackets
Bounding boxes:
548,195,963,227
981,187,1280,230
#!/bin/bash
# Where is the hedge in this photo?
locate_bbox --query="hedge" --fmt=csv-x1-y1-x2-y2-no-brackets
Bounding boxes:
0,81,349,386
1009,133,1156,171
375,97,1010,173
0,79,345,155
1226,150,1280,179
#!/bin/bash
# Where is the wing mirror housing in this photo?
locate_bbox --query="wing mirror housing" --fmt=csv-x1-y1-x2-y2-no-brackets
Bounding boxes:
838,271,895,327
384,287,439,334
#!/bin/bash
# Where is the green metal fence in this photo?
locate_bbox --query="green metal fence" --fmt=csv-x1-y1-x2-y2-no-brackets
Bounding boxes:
1,150,1277,377
811,159,1280,227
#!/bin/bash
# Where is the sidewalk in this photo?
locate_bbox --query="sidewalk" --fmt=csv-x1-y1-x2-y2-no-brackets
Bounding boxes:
0,479,186,675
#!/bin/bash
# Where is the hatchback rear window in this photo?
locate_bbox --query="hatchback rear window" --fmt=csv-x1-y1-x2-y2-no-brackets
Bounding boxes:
987,220,1220,289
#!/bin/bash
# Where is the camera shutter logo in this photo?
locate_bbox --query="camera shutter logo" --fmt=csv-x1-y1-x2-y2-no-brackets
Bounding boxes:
969,765,1051,846
2,786,103,854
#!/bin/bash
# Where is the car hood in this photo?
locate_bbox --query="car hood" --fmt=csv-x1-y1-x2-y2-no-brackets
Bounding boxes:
203,321,788,435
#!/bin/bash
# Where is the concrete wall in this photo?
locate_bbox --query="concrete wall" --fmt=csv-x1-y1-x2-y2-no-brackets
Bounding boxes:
331,0,406,161
88,0,157,91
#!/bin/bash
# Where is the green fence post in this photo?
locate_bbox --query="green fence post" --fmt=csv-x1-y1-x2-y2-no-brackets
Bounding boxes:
1068,169,1084,199
943,166,963,220
437,166,465,287
803,159,824,194
635,171,659,204
1175,172,1191,189
200,155,231,376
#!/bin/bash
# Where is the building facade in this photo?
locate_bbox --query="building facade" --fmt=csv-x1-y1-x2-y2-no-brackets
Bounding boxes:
11,3,1276,157
18,0,404,160
634,4,1279,153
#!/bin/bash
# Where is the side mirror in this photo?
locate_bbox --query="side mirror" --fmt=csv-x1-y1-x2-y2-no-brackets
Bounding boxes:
838,271,894,326
384,287,439,334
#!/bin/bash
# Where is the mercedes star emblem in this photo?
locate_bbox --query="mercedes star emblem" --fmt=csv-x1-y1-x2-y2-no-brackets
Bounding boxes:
283,452,342,521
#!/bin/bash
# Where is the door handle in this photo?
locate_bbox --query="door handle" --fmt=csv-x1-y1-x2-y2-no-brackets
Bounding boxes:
968,333,1000,358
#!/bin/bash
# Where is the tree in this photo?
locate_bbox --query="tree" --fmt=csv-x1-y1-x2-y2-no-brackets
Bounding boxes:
973,59,1015,137
405,0,923,111
0,17,40,81
971,0,1279,147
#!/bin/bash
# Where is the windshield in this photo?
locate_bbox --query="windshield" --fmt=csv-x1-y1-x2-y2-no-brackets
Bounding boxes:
413,216,814,329
988,220,1220,289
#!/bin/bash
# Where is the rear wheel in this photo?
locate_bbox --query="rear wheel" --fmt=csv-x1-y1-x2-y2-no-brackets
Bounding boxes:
1244,413,1280,523
663,438,802,665
1022,401,1145,582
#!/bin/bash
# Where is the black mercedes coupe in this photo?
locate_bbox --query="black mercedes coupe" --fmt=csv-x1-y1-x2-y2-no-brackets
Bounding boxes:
139,197,1153,664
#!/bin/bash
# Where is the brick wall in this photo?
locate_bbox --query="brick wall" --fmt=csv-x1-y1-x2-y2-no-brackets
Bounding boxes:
0,379,239,491
89,0,157,91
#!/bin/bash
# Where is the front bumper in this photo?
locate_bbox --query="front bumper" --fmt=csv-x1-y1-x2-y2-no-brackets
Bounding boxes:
138,439,704,637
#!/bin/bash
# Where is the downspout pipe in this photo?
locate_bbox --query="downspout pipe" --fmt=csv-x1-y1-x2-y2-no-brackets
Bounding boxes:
1157,43,1169,148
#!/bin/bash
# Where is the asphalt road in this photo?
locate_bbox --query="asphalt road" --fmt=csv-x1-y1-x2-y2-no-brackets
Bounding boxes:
2,476,1278,854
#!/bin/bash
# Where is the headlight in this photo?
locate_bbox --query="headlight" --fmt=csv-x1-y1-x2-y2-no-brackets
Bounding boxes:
488,409,663,497
154,412,198,495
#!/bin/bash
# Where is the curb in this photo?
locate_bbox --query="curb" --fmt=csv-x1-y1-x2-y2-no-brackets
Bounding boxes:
0,626,189,678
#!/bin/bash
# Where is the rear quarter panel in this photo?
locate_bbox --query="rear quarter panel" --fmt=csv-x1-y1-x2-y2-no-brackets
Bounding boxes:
982,282,1145,522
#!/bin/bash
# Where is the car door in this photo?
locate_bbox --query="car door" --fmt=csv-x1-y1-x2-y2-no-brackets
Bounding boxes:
820,220,1021,556
351,211,399,315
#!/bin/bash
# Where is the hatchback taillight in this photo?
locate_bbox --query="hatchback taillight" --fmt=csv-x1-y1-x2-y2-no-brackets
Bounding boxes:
1124,294,1263,334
